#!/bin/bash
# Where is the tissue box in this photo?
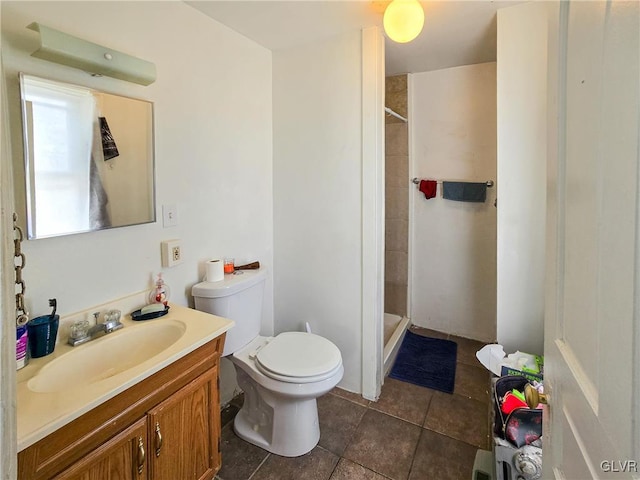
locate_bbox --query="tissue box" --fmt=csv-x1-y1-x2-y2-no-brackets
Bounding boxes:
476,344,543,381
501,352,543,381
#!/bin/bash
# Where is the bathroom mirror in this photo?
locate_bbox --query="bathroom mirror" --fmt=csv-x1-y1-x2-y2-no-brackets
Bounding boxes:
19,73,155,239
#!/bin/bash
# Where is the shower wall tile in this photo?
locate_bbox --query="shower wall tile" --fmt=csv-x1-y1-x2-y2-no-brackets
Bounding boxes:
385,186,408,221
386,155,408,188
385,124,408,156
386,91,408,124
385,250,408,285
385,219,408,253
386,75,408,125
384,282,407,318
385,75,408,318
386,74,407,94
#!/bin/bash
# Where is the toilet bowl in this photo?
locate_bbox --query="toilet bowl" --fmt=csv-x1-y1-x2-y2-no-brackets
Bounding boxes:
231,333,343,456
192,269,344,457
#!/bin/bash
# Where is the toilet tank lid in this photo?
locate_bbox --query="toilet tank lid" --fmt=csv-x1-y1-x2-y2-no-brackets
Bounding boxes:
192,268,267,298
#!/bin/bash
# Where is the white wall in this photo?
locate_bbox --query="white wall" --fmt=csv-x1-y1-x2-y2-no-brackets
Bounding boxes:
410,63,497,342
2,0,384,409
273,31,365,393
496,2,547,354
2,2,274,344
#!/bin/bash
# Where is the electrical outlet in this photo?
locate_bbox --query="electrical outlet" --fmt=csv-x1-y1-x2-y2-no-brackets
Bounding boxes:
161,239,182,267
172,245,181,262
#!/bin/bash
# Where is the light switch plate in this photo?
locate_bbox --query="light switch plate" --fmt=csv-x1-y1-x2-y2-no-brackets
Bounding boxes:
162,204,178,227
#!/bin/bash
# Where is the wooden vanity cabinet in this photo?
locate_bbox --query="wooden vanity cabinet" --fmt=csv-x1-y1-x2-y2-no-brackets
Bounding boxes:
147,369,219,480
18,334,225,480
53,418,148,480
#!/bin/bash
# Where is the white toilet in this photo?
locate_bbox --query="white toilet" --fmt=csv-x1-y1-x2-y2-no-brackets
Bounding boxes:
192,268,344,457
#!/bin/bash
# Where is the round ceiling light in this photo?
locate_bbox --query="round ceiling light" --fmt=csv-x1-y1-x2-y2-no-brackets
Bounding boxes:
383,0,425,44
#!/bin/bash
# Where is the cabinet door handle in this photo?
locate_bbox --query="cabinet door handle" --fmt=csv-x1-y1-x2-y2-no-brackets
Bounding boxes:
136,436,145,475
154,422,163,457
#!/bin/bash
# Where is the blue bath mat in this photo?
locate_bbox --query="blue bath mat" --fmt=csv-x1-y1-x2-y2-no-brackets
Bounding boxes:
389,330,457,394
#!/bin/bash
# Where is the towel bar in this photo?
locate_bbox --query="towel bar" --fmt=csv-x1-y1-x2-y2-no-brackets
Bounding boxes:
411,178,494,187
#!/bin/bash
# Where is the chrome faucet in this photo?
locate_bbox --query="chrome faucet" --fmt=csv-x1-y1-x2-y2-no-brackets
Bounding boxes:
68,310,123,346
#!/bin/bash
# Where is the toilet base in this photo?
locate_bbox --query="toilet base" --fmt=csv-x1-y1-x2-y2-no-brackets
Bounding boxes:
233,367,321,457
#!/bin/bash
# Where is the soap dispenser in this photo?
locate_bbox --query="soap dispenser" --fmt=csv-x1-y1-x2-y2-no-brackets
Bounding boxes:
148,273,170,306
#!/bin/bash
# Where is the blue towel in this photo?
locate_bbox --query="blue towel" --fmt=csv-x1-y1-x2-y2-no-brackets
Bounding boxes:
442,181,487,203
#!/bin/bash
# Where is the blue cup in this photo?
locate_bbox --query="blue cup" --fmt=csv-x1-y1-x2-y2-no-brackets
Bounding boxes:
27,314,59,358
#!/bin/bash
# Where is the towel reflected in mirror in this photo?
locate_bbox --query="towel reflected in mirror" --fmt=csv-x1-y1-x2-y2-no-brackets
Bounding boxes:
89,118,112,229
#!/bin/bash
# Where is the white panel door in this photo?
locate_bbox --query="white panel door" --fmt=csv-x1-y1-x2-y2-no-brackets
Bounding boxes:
545,1,639,478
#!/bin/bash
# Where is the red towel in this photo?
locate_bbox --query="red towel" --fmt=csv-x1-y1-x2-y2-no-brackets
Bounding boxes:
419,180,437,199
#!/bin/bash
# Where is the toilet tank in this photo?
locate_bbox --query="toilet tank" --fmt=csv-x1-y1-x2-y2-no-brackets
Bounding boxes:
192,268,267,356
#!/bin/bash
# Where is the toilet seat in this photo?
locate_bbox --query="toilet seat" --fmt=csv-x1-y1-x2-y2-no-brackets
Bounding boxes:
194,267,345,457
255,332,342,384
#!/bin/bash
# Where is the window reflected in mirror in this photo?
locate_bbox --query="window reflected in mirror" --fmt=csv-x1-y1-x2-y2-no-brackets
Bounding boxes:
20,73,155,239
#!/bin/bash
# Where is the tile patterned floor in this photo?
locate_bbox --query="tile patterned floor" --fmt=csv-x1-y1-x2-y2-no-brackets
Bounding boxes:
216,326,492,480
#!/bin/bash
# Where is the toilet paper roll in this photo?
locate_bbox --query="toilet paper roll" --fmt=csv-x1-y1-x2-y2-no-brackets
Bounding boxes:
205,259,224,282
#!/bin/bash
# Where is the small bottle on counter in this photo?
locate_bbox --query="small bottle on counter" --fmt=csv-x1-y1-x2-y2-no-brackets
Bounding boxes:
149,273,170,306
17,325,29,370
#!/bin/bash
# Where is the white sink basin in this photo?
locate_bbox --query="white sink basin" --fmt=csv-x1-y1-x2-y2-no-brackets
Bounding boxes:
28,320,187,393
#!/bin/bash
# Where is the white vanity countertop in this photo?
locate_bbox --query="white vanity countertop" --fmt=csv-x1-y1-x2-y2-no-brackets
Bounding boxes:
16,303,234,451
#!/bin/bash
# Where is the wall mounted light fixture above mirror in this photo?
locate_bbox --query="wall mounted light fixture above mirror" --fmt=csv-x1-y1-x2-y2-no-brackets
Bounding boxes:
19,73,156,239
27,23,156,86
